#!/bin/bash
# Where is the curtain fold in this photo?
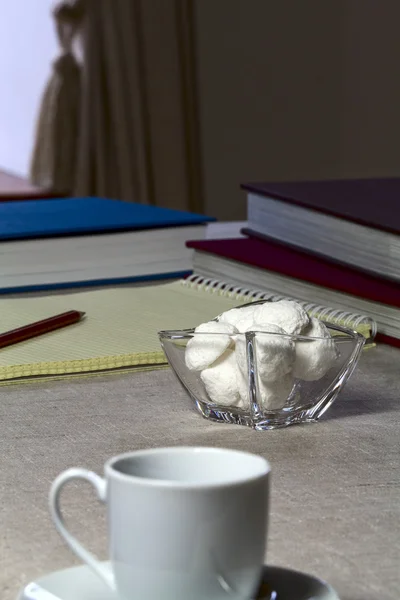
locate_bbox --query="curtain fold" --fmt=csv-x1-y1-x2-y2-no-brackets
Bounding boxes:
30,0,204,212
30,1,83,194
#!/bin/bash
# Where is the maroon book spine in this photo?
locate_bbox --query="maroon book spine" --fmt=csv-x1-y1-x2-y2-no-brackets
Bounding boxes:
186,238,400,309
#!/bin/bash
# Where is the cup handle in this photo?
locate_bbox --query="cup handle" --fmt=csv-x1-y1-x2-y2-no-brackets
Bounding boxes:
49,468,116,591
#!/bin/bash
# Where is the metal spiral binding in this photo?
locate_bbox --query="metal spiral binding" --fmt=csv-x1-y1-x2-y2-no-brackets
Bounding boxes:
181,275,377,338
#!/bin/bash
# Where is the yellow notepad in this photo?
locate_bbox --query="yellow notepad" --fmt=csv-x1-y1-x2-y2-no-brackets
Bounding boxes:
0,280,373,383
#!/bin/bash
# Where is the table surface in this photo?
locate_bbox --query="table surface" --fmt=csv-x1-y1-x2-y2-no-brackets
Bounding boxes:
1,343,399,600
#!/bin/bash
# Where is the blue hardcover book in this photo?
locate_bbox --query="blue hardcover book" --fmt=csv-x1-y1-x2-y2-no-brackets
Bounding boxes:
0,197,214,240
0,198,214,293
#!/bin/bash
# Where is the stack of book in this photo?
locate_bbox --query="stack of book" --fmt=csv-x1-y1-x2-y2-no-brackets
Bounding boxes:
185,178,400,347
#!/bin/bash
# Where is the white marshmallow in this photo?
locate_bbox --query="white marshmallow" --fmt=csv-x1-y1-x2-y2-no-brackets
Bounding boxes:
200,349,242,407
293,317,338,381
261,374,295,410
218,304,258,328
255,300,309,335
237,367,294,411
194,301,333,414
234,315,257,333
235,323,295,382
185,321,237,371
236,368,249,408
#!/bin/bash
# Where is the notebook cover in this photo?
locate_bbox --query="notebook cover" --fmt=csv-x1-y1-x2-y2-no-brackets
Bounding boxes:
0,197,214,241
0,282,244,382
186,237,400,309
241,178,400,235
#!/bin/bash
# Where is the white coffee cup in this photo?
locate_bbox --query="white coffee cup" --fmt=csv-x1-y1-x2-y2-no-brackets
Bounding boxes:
49,446,270,600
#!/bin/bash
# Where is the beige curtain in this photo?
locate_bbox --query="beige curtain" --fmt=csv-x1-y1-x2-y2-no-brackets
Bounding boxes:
30,0,204,213
30,1,83,193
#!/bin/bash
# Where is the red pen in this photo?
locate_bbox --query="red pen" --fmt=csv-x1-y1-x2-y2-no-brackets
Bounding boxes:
0,310,85,349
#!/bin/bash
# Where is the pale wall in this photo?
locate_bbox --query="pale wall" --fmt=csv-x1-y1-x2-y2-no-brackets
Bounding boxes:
195,0,400,219
0,0,57,176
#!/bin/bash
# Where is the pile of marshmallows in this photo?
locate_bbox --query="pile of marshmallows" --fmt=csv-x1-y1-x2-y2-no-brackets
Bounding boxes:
185,300,338,411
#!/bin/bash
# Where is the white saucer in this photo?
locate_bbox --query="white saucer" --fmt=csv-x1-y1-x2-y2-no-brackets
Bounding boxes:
19,562,340,600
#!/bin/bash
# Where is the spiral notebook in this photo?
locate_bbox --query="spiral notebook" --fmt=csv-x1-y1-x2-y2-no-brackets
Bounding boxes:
0,279,374,384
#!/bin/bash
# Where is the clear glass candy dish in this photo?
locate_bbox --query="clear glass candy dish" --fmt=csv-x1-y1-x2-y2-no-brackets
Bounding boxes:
159,306,365,430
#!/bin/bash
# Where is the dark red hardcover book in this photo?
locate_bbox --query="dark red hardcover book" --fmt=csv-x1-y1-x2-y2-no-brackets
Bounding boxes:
186,237,400,346
241,178,400,235
242,226,396,283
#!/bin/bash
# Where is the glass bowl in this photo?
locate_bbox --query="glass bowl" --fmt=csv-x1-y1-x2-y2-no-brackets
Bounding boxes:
158,312,365,430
